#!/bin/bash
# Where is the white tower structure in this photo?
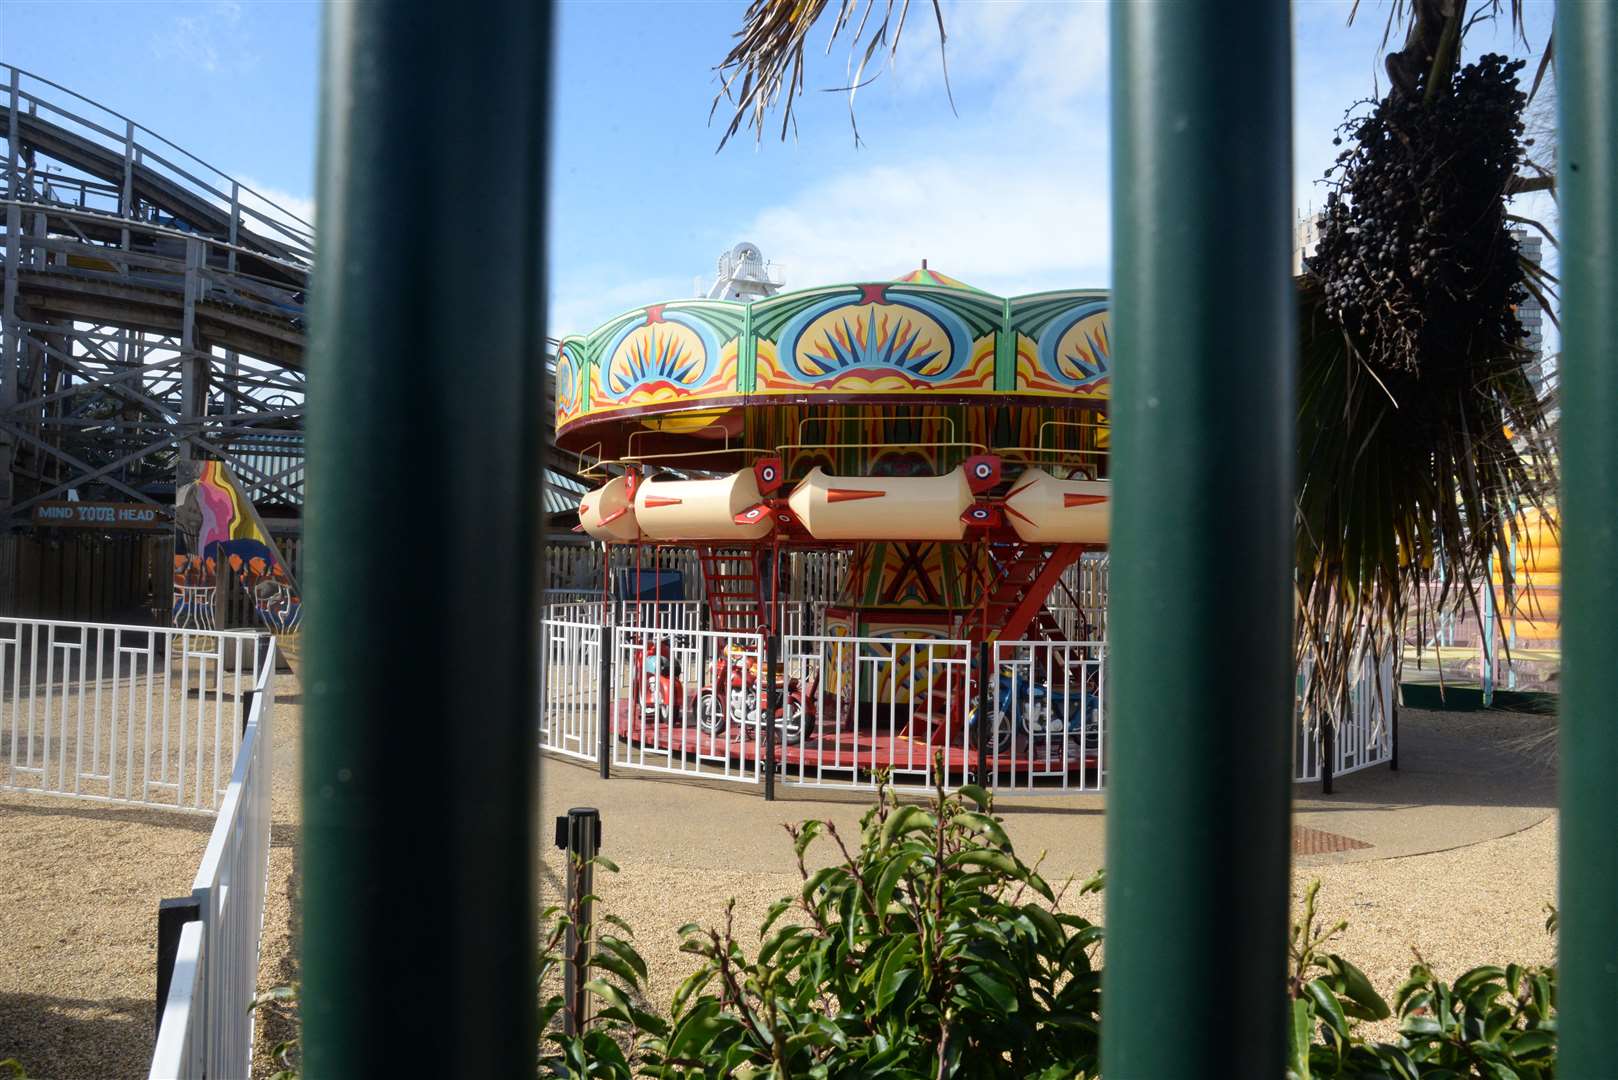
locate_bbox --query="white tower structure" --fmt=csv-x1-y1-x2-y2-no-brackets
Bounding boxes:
705,241,784,301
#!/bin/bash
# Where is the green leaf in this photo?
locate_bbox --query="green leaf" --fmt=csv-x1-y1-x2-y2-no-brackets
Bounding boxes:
584,977,633,1019
1304,979,1350,1042
795,820,825,857
873,845,928,915
875,938,919,1013
596,933,649,981
880,804,933,848
947,849,1019,876
1325,954,1392,1020
667,999,728,1060
1401,1014,1444,1039
802,864,844,902
963,967,1019,1015
953,810,1011,849
955,783,991,810
1507,1029,1556,1057
1287,997,1314,1080
670,968,714,1018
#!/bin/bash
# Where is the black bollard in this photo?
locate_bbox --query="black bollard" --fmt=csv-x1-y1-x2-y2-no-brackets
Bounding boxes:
553,808,602,1037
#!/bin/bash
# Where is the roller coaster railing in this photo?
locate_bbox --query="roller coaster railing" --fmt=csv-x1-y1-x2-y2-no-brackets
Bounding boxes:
0,62,311,525
0,63,313,263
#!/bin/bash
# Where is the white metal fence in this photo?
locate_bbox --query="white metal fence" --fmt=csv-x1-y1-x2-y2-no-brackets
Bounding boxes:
149,636,278,1080
539,604,1393,794
1293,652,1395,783
541,617,603,764
0,618,264,811
983,638,1108,793
608,624,765,783
778,633,975,790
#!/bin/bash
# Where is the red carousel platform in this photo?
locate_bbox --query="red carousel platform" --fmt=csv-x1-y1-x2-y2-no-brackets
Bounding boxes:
610,699,1100,779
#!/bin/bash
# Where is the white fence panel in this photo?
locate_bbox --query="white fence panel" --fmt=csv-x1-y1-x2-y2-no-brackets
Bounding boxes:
535,603,1395,794
0,618,262,811
149,638,277,1080
1294,651,1394,783
610,625,764,783
148,921,205,1079
541,618,601,764
984,639,1108,794
780,634,975,792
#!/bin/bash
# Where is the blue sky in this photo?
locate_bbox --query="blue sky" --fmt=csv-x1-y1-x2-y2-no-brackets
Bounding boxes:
0,0,1556,339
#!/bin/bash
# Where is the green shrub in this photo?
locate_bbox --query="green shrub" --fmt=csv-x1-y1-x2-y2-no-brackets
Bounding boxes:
1286,882,1557,1079
264,781,1560,1078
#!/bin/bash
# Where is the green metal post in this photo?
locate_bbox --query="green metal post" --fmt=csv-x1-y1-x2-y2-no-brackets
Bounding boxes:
1556,4,1618,1068
303,3,550,1073
1102,3,1295,1076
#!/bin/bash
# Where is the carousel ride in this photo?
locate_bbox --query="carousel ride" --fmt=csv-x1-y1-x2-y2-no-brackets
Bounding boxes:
556,245,1115,781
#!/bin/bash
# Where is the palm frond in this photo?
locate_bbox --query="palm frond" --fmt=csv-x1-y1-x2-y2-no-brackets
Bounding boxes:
1294,273,1557,731
711,0,950,150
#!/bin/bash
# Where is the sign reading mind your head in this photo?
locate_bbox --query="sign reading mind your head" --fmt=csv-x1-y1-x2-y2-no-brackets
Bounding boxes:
31,501,167,530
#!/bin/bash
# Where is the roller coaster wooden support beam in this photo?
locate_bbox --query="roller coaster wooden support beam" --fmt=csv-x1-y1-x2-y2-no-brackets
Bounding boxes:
1102,2,1294,1076
1555,4,1618,1069
302,2,550,1072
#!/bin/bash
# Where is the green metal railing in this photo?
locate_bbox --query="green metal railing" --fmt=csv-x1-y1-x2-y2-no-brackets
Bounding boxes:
1101,3,1294,1075
300,0,1615,1070
302,2,550,1073
1555,4,1618,1072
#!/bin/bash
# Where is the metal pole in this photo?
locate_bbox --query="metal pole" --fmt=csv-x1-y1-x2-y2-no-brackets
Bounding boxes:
1389,700,1399,771
554,808,601,1038
1101,3,1294,1077
975,639,991,788
302,3,550,1073
153,895,200,1037
1320,719,1334,796
1556,4,1618,1070
1481,574,1495,707
597,605,613,779
239,687,258,738
763,632,779,800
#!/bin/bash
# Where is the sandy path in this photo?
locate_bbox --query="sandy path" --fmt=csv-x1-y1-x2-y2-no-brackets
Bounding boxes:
0,672,298,1080
3,682,1552,1076
538,707,1559,1034
0,792,213,1078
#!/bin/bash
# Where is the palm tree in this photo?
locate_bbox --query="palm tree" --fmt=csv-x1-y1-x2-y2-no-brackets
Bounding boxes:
711,0,1558,732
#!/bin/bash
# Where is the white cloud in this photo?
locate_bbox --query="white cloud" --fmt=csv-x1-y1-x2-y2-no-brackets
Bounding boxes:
889,0,1109,120
745,150,1110,296
152,2,257,76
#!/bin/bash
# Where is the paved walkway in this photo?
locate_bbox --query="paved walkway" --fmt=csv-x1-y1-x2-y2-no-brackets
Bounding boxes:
540,706,1555,878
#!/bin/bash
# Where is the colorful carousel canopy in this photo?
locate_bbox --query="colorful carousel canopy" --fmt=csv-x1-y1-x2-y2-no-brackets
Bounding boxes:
553,269,1113,471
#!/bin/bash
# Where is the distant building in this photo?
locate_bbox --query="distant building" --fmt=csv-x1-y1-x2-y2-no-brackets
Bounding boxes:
1293,211,1324,275
1512,228,1551,398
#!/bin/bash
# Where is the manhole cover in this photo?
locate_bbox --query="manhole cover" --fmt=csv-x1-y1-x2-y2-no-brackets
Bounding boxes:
1293,825,1371,855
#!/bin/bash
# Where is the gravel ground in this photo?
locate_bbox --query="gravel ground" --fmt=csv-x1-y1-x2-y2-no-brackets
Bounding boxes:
249,686,300,1080
539,706,1560,1045
1,682,1557,1075
0,673,298,1080
0,791,213,1078
537,815,1559,1050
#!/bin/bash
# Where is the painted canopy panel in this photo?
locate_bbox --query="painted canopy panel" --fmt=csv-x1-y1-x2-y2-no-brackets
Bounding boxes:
553,282,1111,436
1009,290,1112,399
753,283,999,396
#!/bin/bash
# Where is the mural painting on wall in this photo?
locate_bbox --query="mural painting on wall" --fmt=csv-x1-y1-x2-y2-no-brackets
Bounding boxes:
173,460,303,633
